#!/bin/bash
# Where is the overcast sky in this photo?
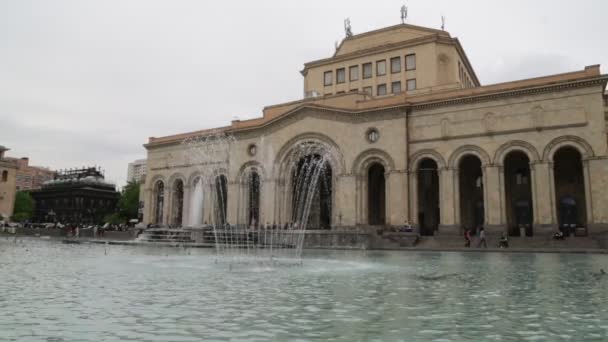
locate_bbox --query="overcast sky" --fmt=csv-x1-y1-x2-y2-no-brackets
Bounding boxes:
1,0,606,187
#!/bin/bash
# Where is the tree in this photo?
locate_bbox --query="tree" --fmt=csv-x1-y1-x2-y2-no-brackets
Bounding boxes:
103,212,122,225
12,191,35,222
118,181,140,221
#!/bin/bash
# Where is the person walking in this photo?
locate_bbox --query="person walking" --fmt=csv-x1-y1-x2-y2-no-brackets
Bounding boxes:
464,229,471,248
478,227,487,248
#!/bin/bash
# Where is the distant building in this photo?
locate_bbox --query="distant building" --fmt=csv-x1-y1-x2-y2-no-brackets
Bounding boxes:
30,167,119,224
0,146,18,219
127,159,146,183
3,157,56,191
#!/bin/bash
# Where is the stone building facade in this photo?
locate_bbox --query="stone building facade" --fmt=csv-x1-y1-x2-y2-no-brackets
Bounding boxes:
3,157,56,191
0,146,18,219
142,23,608,238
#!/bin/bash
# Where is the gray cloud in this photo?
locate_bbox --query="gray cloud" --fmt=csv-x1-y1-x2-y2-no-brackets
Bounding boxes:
1,0,606,187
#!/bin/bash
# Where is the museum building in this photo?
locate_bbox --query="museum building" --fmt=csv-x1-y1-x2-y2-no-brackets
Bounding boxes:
142,23,608,238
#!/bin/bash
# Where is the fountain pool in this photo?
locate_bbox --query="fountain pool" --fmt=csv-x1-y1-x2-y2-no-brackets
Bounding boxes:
1,237,607,341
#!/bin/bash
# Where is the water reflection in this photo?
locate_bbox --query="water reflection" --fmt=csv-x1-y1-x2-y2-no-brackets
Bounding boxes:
0,237,607,341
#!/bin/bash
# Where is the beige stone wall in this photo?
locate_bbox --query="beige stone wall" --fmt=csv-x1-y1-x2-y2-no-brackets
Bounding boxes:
305,42,466,97
408,85,608,234
143,82,608,236
0,162,17,219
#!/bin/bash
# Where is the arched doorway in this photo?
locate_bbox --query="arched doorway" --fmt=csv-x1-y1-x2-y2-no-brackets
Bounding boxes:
504,151,533,236
153,181,164,225
171,179,184,226
214,175,228,225
417,158,439,235
554,147,586,233
247,170,260,227
367,163,385,225
459,155,484,232
291,154,332,229
189,177,204,226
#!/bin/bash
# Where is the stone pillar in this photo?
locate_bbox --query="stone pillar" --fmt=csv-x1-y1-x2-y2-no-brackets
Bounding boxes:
387,170,408,226
582,159,593,227
586,157,608,235
181,185,191,227
409,170,418,226
531,161,555,234
261,178,276,226
439,167,458,234
335,174,356,227
483,164,504,233
226,181,238,225
161,188,170,225
143,188,152,224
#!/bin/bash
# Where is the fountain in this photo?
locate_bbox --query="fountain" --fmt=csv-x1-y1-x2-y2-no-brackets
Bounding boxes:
180,133,337,266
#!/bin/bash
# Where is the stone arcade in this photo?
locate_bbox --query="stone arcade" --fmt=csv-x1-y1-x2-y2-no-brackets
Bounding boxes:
142,23,608,240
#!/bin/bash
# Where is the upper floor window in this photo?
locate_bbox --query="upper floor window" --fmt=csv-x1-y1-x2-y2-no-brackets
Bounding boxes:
391,57,401,73
336,68,346,84
362,63,373,79
349,65,359,81
407,78,417,91
1,170,8,182
391,81,401,94
324,71,333,86
377,83,387,96
376,60,386,76
406,54,416,70
362,86,372,95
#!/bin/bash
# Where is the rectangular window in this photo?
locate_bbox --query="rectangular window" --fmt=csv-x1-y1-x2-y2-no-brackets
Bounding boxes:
391,81,401,94
324,71,333,86
349,65,359,81
405,54,416,70
350,88,358,92
390,57,401,73
362,63,372,79
377,83,387,96
336,68,346,84
406,78,416,91
363,86,372,95
376,60,386,76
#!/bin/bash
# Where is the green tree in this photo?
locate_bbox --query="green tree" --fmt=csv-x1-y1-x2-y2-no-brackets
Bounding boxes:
118,181,140,221
103,212,122,225
12,191,35,222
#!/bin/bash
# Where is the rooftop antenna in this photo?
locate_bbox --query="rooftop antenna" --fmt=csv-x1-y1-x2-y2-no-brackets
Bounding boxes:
344,18,353,37
401,5,408,23
441,15,445,31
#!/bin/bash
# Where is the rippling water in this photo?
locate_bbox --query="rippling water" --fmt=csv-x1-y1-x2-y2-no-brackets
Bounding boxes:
1,237,607,341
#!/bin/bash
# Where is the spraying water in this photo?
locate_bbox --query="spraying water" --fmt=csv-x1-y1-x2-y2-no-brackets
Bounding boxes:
181,133,336,267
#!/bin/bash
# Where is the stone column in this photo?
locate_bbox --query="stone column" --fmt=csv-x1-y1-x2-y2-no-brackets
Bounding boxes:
181,185,191,227
439,167,458,234
226,181,238,225
582,159,593,227
531,161,555,234
335,174,356,227
586,157,608,235
483,164,504,233
261,178,276,226
143,188,152,224
161,188,170,225
409,170,418,226
387,170,408,226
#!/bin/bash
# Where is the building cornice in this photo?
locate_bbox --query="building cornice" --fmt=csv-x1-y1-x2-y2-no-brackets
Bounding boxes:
145,69,607,150
411,75,608,111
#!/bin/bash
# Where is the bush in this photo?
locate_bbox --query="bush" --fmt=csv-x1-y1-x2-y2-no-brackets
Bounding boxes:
11,212,30,222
